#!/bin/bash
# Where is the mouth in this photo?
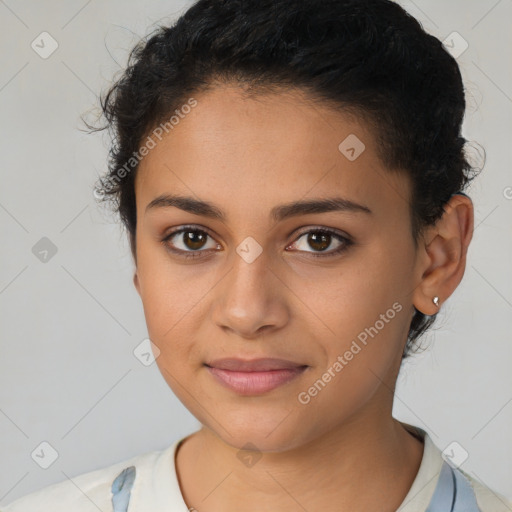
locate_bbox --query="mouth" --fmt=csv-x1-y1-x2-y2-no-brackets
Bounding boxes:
204,358,309,395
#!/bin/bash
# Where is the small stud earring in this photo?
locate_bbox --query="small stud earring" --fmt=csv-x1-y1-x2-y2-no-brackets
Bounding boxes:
433,296,440,307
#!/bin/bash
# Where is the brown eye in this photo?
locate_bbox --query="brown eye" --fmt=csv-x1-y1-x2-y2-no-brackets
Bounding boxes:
306,232,331,252
289,228,353,257
162,226,220,258
182,230,208,250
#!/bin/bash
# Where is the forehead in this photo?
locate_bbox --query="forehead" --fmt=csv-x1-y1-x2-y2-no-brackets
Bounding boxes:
135,85,411,225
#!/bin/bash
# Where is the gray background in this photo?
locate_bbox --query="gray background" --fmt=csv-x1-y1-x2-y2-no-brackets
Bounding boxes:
1,0,511,505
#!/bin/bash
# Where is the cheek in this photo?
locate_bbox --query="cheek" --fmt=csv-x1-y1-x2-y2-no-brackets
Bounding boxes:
135,252,215,369
293,296,410,429
293,243,409,335
141,281,198,354
289,241,414,386
136,238,192,327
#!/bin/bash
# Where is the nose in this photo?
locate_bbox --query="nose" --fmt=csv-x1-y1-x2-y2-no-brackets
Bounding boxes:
211,249,289,339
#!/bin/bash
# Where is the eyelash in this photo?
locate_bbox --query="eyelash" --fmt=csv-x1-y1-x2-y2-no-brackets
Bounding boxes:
161,225,353,260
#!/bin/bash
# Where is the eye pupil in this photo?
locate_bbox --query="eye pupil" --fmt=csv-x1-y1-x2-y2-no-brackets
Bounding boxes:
184,231,207,250
308,232,330,251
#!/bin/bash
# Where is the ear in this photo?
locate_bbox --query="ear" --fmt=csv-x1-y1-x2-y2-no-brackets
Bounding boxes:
412,194,474,315
133,271,141,296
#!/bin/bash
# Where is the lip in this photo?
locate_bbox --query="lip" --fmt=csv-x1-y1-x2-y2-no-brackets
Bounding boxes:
204,358,308,395
205,357,306,372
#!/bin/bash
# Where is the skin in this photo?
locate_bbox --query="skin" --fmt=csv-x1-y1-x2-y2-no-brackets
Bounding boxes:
132,84,474,511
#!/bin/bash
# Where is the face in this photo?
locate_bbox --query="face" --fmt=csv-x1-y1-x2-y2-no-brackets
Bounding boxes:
133,85,421,452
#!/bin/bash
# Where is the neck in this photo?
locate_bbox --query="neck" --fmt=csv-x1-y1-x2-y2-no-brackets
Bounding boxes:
175,412,424,512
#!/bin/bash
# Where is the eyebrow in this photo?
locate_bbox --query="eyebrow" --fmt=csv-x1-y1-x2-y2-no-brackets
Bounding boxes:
145,194,372,222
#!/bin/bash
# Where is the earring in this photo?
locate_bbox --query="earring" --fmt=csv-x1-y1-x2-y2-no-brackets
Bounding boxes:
433,296,440,307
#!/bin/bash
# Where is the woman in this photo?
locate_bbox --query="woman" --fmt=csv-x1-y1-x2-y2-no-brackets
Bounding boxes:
4,0,510,510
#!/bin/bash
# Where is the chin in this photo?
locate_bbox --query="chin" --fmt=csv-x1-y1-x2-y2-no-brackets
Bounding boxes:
208,414,313,454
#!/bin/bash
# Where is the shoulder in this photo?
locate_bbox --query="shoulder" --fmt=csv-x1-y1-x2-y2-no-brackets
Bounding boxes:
1,447,165,512
397,422,512,512
458,468,512,512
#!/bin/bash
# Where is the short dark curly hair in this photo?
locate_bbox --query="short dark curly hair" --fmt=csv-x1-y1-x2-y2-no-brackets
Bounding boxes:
88,0,481,359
